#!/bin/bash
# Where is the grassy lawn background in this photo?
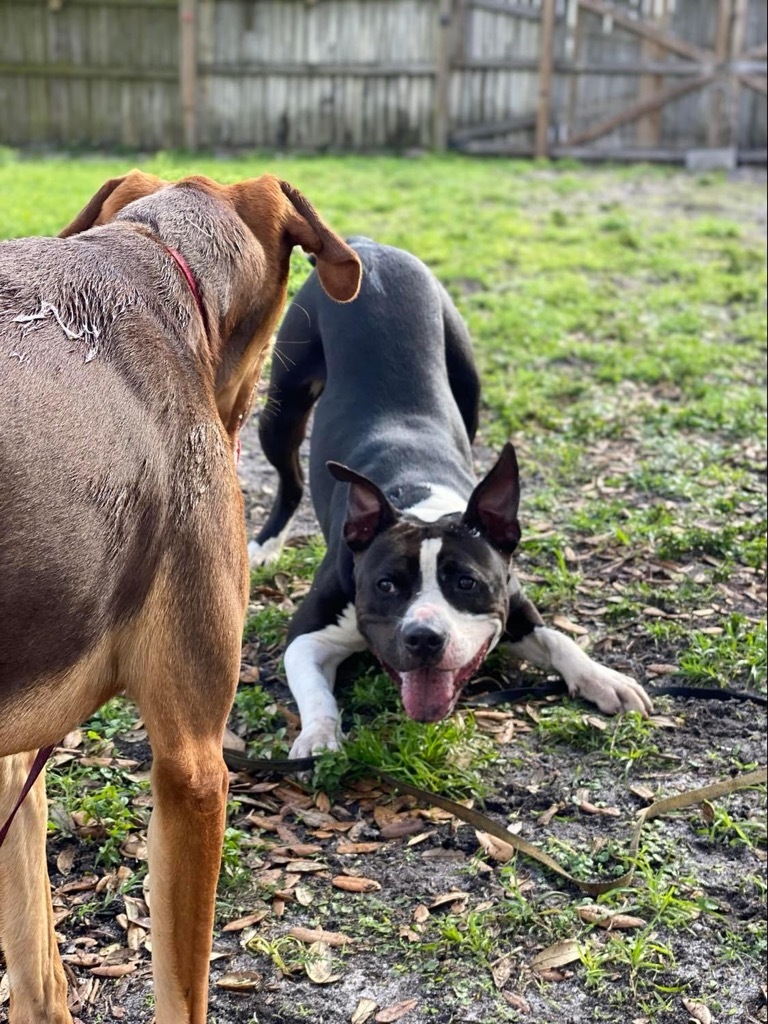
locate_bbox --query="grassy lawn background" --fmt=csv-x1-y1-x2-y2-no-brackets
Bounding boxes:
0,151,765,1024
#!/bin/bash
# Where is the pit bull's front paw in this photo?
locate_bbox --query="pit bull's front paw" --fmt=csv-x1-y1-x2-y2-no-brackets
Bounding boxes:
248,534,287,568
289,717,342,759
568,663,653,717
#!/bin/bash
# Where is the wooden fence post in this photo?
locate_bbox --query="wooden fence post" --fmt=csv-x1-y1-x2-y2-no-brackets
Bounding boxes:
535,0,557,158
434,0,453,150
179,0,198,150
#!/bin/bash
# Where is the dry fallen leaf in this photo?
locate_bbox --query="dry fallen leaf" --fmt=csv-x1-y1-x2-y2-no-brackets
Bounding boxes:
120,834,148,861
578,799,621,817
578,907,647,930
238,665,260,684
294,885,314,907
221,909,269,933
649,714,682,729
379,818,424,839
89,963,136,979
305,941,337,985
315,791,332,814
530,939,581,972
56,846,77,876
428,890,470,910
215,971,263,992
374,998,419,1022
475,829,516,864
646,663,678,676
700,801,716,823
503,992,531,1013
223,725,246,749
122,895,151,929
283,859,326,874
413,904,430,924
539,803,561,826
535,967,567,982
628,783,655,802
288,926,353,947
490,953,515,989
351,997,378,1024
553,614,588,636
337,841,383,855
682,998,712,1024
584,715,608,731
332,875,381,893
126,924,147,952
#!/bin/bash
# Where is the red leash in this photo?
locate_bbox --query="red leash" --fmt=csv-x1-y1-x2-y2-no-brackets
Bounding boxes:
0,745,55,848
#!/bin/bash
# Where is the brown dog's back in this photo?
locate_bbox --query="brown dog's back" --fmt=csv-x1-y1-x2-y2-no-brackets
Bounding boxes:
0,226,237,697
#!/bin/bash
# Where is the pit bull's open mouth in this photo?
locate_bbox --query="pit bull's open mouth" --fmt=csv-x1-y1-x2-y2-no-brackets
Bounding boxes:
381,641,490,722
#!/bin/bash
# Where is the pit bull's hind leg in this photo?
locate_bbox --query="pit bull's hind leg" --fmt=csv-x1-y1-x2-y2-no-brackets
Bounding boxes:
251,307,326,566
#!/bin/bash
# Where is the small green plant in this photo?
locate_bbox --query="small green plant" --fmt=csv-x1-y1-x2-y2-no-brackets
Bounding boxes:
695,802,766,850
231,685,290,760
313,709,495,800
431,909,497,960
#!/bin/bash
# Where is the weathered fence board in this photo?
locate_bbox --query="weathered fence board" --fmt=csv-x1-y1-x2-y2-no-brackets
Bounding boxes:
0,0,764,159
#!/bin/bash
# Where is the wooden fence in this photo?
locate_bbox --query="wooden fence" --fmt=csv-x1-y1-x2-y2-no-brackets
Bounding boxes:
0,0,765,161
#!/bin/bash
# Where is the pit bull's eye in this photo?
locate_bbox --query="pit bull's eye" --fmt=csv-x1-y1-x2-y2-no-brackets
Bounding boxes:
377,578,396,594
457,575,477,591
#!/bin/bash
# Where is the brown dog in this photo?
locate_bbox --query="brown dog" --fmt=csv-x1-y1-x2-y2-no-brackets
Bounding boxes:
0,170,361,1024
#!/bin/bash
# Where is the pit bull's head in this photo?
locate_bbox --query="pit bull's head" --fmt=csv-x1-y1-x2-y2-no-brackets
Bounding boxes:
328,444,520,722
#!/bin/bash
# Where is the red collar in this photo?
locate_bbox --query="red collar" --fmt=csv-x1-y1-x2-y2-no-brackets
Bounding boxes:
164,245,209,336
162,243,241,463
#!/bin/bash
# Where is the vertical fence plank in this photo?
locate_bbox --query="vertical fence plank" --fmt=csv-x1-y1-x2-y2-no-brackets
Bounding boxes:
535,0,556,157
708,0,733,147
637,0,669,147
434,0,453,149
179,0,198,149
728,0,749,149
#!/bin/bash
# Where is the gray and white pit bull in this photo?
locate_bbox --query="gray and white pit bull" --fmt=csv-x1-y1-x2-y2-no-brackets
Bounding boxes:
251,237,652,758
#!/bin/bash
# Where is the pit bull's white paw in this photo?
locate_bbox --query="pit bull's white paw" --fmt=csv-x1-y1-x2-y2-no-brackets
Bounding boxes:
248,531,288,568
568,663,653,716
289,717,343,759
249,532,290,573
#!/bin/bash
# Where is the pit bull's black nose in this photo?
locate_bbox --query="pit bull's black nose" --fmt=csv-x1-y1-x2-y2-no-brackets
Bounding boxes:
402,623,447,662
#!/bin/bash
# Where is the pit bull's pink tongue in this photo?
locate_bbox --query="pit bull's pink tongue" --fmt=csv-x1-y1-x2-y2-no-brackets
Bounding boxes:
400,669,457,722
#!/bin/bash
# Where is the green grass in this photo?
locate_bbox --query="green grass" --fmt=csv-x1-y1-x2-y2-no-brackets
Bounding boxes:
2,152,764,1024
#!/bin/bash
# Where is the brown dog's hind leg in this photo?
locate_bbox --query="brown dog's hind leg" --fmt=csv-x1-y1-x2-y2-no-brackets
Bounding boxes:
144,739,230,1024
0,753,72,1024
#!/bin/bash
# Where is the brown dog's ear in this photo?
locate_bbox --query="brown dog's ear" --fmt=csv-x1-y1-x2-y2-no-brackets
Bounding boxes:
279,181,362,303
461,443,521,554
58,169,165,237
327,461,398,551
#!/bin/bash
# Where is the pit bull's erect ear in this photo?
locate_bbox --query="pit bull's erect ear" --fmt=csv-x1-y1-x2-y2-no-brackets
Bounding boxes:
279,181,362,303
462,443,521,554
59,170,165,237
327,461,398,552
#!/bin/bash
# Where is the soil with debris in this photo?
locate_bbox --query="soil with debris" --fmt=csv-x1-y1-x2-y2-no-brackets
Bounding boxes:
28,400,765,1024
